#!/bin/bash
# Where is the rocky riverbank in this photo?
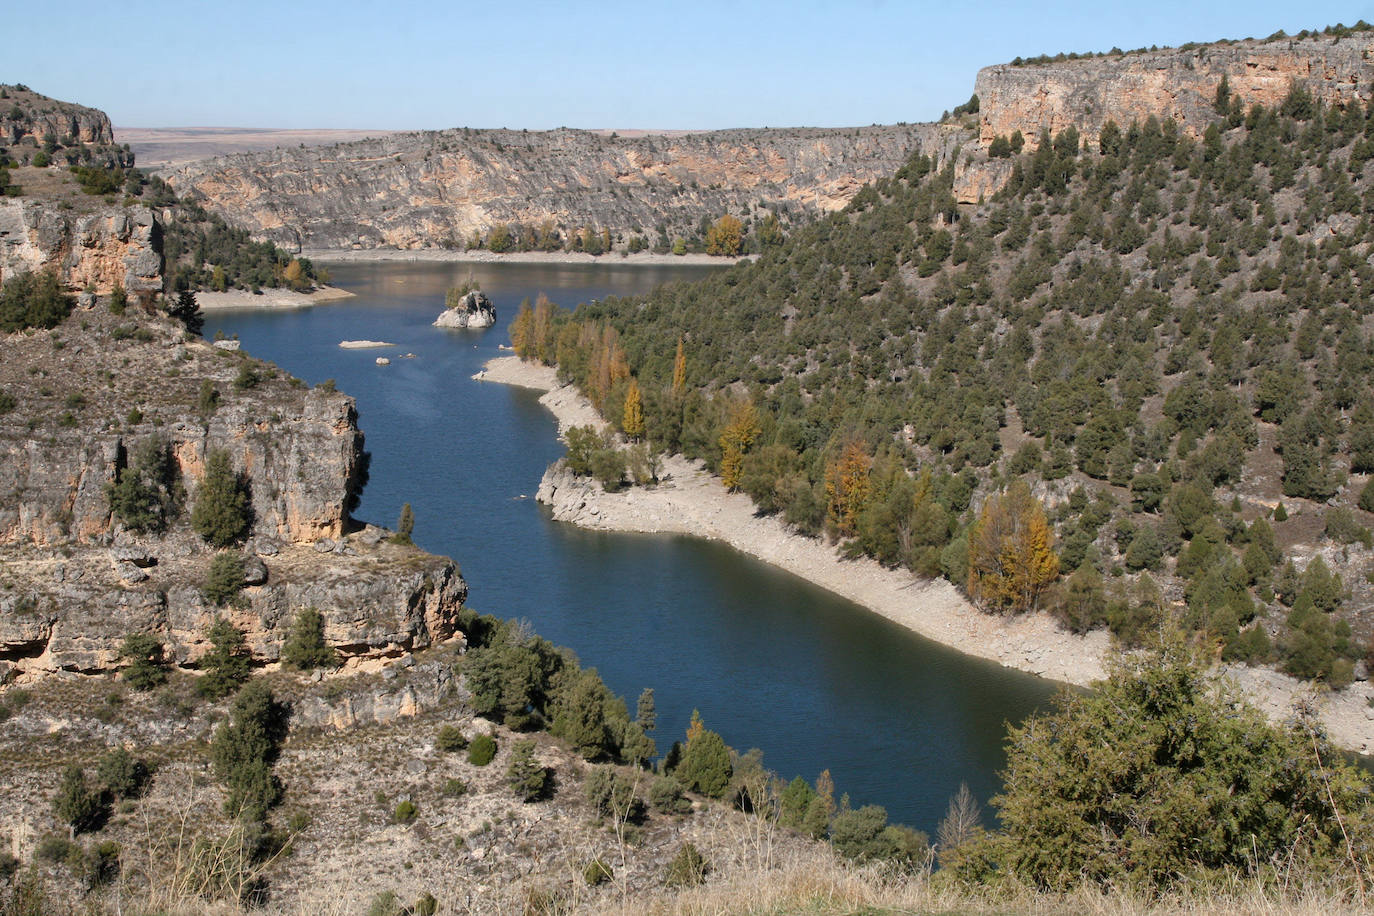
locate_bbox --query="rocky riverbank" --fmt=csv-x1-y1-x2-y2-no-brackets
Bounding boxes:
478,356,1374,754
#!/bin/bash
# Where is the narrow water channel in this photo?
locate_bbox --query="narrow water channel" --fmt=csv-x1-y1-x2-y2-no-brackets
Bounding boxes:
204,259,1058,834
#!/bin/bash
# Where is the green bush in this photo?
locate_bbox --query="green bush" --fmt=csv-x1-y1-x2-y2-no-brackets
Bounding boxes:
675,727,732,798
467,734,497,766
107,436,181,533
585,766,646,822
664,842,708,887
392,800,417,824
203,551,245,606
981,637,1374,890
280,607,336,671
441,777,467,797
118,632,168,690
0,269,73,332
506,739,550,802
648,775,692,815
53,766,107,834
96,748,149,801
196,617,251,699
583,858,612,886
436,725,468,752
1359,479,1374,513
210,680,287,821
191,449,251,547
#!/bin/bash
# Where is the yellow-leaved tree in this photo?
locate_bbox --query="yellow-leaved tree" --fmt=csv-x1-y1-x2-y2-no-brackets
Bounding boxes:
824,440,873,538
718,400,758,491
672,335,687,394
966,480,1059,613
509,299,534,359
622,378,645,440
705,214,744,256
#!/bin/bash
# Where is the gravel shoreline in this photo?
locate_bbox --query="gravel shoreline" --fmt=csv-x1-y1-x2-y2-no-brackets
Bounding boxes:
196,286,355,311
476,356,1374,752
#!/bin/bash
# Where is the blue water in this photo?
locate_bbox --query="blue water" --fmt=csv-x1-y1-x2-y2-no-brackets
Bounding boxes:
205,260,1057,834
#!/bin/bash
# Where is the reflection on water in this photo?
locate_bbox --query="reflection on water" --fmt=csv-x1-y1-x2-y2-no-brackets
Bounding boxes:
204,260,1057,833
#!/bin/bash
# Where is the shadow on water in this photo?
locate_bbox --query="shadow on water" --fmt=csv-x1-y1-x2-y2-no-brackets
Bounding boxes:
204,260,1060,833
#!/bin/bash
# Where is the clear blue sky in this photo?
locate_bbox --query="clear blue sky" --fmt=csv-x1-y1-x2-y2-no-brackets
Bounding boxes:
9,1,1373,130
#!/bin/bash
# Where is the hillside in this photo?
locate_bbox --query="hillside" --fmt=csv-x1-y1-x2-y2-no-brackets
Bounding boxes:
161,123,966,253
515,59,1374,697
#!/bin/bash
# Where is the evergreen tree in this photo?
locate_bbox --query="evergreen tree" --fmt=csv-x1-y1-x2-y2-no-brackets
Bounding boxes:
166,290,204,336
210,680,287,821
505,739,550,801
191,449,251,547
635,687,656,732
392,503,415,545
53,766,106,836
118,632,168,690
197,617,251,699
280,607,336,671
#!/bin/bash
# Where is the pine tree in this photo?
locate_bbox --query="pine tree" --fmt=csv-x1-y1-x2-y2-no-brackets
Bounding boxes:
635,687,656,732
281,607,336,671
197,617,251,699
191,449,251,547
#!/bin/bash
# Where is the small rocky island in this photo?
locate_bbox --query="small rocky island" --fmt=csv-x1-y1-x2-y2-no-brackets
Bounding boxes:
433,285,495,329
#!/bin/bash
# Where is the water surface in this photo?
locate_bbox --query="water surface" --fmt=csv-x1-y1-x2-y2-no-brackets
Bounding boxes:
205,260,1058,834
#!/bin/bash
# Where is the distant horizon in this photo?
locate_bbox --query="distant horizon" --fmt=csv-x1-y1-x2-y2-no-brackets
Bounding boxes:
10,1,1373,132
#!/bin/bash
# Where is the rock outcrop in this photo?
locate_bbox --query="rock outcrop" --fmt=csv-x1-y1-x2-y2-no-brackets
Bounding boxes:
0,198,162,293
163,124,965,251
0,305,467,680
953,31,1374,202
0,84,115,147
433,289,495,329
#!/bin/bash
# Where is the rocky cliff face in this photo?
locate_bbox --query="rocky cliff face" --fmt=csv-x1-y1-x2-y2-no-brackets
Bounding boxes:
973,32,1371,150
0,84,114,147
0,198,162,293
164,124,964,251
0,305,466,679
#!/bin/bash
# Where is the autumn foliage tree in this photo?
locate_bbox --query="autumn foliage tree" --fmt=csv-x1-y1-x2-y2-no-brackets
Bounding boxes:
967,480,1059,612
622,378,645,440
718,400,758,491
825,441,873,538
705,214,744,256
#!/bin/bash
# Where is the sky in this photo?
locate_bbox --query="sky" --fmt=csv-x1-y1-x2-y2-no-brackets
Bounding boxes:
8,1,1374,131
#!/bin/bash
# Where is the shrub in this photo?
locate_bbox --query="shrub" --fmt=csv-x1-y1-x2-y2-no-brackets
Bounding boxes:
390,503,414,545
675,727,731,798
280,607,336,671
983,637,1374,890
583,858,612,886
191,449,251,547
664,842,708,887
585,767,646,822
232,363,260,390
96,748,149,800
441,778,467,797
436,725,468,752
0,270,71,331
392,800,417,824
197,617,251,699
1360,479,1374,513
506,739,550,802
648,775,692,814
210,680,287,821
467,734,497,766
203,551,245,606
53,766,108,834
118,632,168,690
830,805,929,868
107,435,181,533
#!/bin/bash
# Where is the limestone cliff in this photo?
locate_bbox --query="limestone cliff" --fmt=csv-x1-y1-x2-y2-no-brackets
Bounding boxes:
0,304,466,679
1,84,115,147
954,31,1373,201
163,124,964,251
0,197,162,293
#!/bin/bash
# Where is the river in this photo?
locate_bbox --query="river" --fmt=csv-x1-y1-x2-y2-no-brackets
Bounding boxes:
204,259,1057,835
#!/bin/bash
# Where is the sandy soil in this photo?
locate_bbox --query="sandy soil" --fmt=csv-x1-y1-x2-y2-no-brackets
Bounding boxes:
303,248,750,267
477,356,1374,753
195,286,355,311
